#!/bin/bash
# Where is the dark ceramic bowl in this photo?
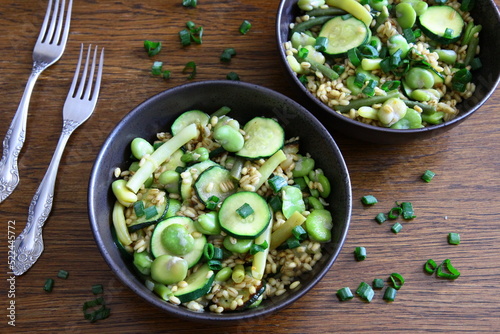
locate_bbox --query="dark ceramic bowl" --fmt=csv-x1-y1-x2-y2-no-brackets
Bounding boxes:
88,80,352,322
276,0,500,144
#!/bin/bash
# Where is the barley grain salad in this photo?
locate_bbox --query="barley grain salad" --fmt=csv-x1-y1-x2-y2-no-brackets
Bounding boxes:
284,0,482,128
110,107,335,313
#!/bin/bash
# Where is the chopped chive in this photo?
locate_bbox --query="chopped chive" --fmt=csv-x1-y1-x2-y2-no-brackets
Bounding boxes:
383,286,397,302
133,201,145,217
203,243,215,261
421,169,436,182
44,278,54,292
92,284,104,295
212,247,223,260
239,20,252,34
268,174,288,192
389,273,405,290
470,57,482,70
162,70,171,80
151,61,163,75
336,287,354,301
354,246,367,261
375,212,387,224
205,195,220,210
332,64,345,75
380,80,401,92
182,61,197,79
207,259,222,270
298,47,309,59
182,0,197,7
220,48,236,62
57,270,69,279
448,232,461,245
436,259,460,279
424,259,438,274
372,278,384,289
268,196,282,212
362,79,378,97
144,205,158,220
388,206,402,219
292,225,308,241
356,282,375,302
179,29,191,46
391,222,403,234
226,71,240,81
143,40,162,56
83,296,110,323
361,195,378,205
236,203,254,218
401,202,416,220
250,241,269,255
402,28,416,43
347,48,361,67
444,28,454,39
314,36,328,52
354,72,366,88
278,237,301,250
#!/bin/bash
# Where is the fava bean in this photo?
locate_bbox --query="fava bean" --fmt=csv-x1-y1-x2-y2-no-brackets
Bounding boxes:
131,137,154,160
401,0,428,16
293,177,308,191
358,106,379,119
194,211,221,235
133,251,154,275
214,267,233,282
387,34,410,58
435,49,457,65
298,0,325,11
405,68,435,89
287,55,307,74
390,108,423,129
292,155,315,177
307,196,324,210
422,111,445,124
317,174,331,198
410,88,440,102
223,236,254,254
112,179,137,207
158,170,180,193
214,115,241,131
378,97,407,126
371,0,389,11
161,223,195,256
304,45,326,65
395,3,417,29
282,185,306,219
346,76,362,95
213,125,245,152
304,209,333,242
181,147,210,163
151,254,188,285
291,32,316,49
361,58,382,71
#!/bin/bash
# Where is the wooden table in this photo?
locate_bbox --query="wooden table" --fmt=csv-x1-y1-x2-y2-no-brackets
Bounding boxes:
1,0,499,332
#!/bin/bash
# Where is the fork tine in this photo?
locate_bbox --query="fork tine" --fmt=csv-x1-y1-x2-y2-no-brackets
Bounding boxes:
37,0,73,46
75,45,91,99
57,0,72,46
83,46,98,101
44,0,60,44
68,44,84,98
92,47,104,101
37,0,54,44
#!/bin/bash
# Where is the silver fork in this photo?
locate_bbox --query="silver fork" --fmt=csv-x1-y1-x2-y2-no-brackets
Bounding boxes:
0,0,73,204
12,44,104,276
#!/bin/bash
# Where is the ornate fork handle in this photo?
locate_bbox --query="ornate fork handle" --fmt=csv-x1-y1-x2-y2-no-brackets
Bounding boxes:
12,120,77,275
0,64,47,204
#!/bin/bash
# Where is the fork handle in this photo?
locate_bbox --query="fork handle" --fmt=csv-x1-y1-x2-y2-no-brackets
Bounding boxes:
12,124,73,276
0,68,43,203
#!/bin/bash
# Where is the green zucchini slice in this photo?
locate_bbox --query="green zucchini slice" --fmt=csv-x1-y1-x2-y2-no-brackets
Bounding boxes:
318,16,370,56
236,117,285,159
173,263,215,303
180,160,217,202
417,6,464,44
171,109,210,136
128,189,169,233
194,165,237,205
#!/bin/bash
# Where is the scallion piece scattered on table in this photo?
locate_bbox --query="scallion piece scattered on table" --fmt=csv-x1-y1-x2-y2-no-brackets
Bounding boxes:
57,270,69,279
389,273,405,290
383,286,397,302
375,212,387,224
44,278,54,292
361,195,378,205
388,206,402,219
356,282,375,302
92,284,104,295
421,169,436,182
182,61,197,79
448,232,461,245
336,287,354,301
401,202,416,220
424,259,438,274
373,278,384,289
143,40,162,56
436,259,460,279
354,246,367,261
226,72,240,81
391,222,403,234
239,20,252,34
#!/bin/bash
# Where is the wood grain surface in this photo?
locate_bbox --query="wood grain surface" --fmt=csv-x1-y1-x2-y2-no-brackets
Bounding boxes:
0,0,499,333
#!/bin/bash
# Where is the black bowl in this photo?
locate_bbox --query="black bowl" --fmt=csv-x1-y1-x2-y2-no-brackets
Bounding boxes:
276,0,500,144
88,80,352,322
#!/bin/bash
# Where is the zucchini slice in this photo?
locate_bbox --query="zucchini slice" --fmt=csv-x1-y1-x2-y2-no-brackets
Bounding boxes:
150,216,207,268
236,117,285,159
417,6,464,44
180,160,217,202
318,16,369,56
173,263,215,303
171,109,210,136
128,189,169,233
194,165,237,205
218,192,271,239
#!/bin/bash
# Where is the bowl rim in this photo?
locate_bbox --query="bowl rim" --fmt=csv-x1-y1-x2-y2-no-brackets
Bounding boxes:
275,0,500,135
88,80,352,322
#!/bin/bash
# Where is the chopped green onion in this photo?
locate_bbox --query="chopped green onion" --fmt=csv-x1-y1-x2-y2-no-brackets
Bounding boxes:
179,29,191,46
207,259,222,270
380,80,401,92
292,225,308,241
362,79,378,97
390,49,403,68
92,284,104,295
298,47,309,59
189,25,204,44
220,48,236,62
452,68,472,92
336,287,354,301
347,48,361,67
44,278,54,292
151,61,163,75
314,36,328,52
83,296,110,323
421,169,436,182
383,286,397,302
388,206,402,219
332,64,345,75
391,222,403,234
203,243,215,261
250,241,269,255
57,270,69,279
372,278,384,289
162,70,171,80
375,212,387,224
205,195,220,210
357,44,379,59
298,75,308,85
361,195,378,205
460,0,475,12
470,57,482,70
268,196,282,212
424,259,438,274
444,28,454,39
212,247,223,260
226,72,240,81
182,61,197,79
448,232,461,245
268,174,288,192
356,282,375,302
436,259,460,279
239,20,252,34
389,273,405,290
236,203,254,218
401,202,416,220
133,201,145,217
354,72,366,88
354,246,367,261
182,0,197,7
143,40,162,56
144,205,158,220
402,28,416,43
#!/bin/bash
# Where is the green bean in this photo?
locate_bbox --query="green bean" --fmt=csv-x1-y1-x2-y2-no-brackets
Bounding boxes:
405,68,435,89
151,254,188,285
304,209,333,243
334,90,399,113
112,179,138,207
306,7,346,16
298,0,326,11
304,56,339,80
133,251,154,275
213,125,245,152
291,16,334,35
402,100,436,115
194,211,221,235
223,236,253,254
214,267,233,283
232,264,245,283
462,22,482,45
158,170,180,193
161,223,195,256
210,106,231,118
395,3,416,29
292,154,315,177
229,156,245,180
464,31,481,66
131,137,154,160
